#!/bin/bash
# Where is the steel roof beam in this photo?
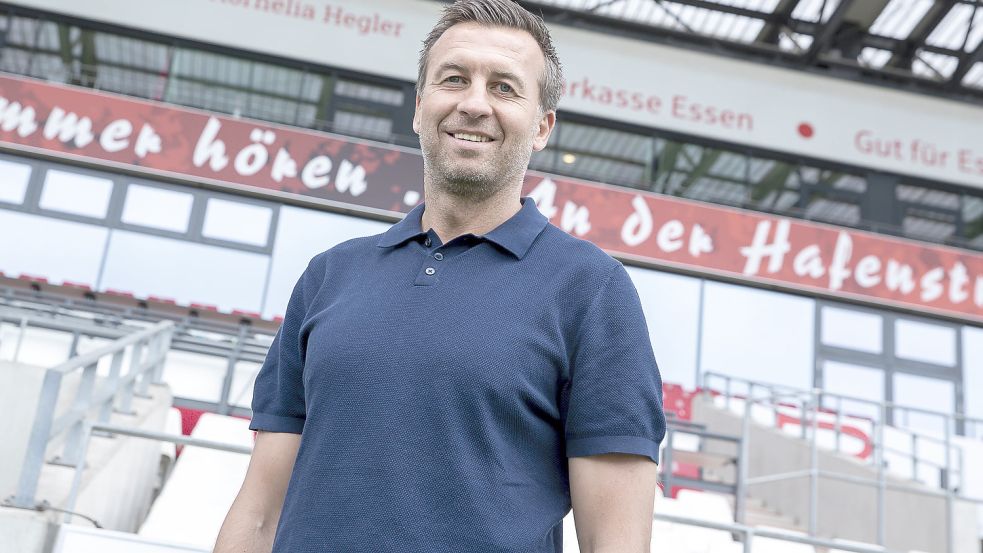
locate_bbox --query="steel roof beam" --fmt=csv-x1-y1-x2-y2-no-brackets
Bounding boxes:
801,0,864,65
756,0,804,45
949,1,983,85
950,42,983,86
516,0,983,103
648,0,777,22
886,0,958,70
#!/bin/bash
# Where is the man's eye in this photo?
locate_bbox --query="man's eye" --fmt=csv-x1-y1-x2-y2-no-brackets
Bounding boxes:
446,76,463,84
496,83,514,93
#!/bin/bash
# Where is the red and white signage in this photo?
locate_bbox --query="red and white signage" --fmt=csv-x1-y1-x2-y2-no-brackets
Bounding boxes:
6,0,983,191
1,74,980,323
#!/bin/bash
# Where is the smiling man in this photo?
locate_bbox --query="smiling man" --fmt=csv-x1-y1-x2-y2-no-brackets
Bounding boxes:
214,1,665,552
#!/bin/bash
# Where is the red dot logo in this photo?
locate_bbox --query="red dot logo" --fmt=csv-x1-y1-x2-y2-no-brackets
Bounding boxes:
798,123,814,139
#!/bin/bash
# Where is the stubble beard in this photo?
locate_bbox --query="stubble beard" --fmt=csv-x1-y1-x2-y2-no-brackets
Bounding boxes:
420,125,535,202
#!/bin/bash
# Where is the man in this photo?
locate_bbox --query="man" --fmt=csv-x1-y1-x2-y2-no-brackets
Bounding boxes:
214,1,665,552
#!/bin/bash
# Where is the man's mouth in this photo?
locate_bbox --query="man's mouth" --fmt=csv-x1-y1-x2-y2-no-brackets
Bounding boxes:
449,132,494,143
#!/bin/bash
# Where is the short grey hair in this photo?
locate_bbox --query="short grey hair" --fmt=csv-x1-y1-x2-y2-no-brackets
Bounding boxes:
416,0,563,113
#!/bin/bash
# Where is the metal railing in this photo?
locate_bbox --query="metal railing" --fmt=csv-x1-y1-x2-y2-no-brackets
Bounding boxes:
5,317,174,509
660,421,744,515
60,421,251,526
0,298,938,553
703,371,983,553
63,423,897,553
0,285,276,416
653,512,904,553
703,371,982,489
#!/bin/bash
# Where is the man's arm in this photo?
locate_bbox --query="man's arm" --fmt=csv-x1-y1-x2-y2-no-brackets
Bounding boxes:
213,431,301,553
569,453,659,553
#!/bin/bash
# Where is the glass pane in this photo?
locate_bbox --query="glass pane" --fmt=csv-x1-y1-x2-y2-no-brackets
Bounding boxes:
0,158,32,205
201,198,272,247
121,184,194,233
0,46,31,74
39,169,113,219
165,78,249,116
822,361,884,421
701,281,815,391
902,212,957,242
90,32,169,98
820,305,882,354
94,65,168,99
963,194,983,249
335,79,403,106
243,94,308,126
892,373,954,437
540,121,653,189
332,109,393,140
4,16,41,48
653,140,751,206
300,73,326,102
897,182,961,243
895,319,957,367
93,32,169,71
251,61,306,97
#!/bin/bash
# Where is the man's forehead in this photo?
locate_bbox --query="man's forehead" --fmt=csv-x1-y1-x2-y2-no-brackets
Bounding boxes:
430,22,544,69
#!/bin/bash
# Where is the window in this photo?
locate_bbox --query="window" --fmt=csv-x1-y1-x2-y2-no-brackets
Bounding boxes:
897,182,961,243
121,184,194,233
0,158,32,205
332,109,393,140
820,306,883,354
201,198,272,247
822,361,884,420
335,79,404,106
964,194,983,249
92,32,169,98
165,49,322,127
39,169,113,219
894,319,957,367
531,121,655,190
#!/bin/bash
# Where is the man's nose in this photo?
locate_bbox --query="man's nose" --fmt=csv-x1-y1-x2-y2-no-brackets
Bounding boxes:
456,83,493,119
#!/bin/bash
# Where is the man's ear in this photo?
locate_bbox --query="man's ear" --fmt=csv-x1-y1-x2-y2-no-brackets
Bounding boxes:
412,94,422,135
532,110,556,151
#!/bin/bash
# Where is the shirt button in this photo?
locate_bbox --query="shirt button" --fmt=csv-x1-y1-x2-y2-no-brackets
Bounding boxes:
434,252,444,260
425,267,436,275
424,238,432,247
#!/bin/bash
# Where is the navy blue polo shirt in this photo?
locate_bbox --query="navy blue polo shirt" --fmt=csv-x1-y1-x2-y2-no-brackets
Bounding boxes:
250,196,666,553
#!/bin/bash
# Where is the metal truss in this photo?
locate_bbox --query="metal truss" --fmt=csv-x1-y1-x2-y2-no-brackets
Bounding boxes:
518,0,983,105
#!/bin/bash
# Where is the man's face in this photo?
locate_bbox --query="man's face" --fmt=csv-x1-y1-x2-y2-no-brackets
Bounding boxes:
413,22,555,201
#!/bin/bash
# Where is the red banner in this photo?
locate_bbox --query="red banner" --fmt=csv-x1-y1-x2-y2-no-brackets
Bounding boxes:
1,73,980,323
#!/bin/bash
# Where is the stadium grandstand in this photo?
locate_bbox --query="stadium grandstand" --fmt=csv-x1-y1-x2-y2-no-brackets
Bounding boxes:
0,0,981,551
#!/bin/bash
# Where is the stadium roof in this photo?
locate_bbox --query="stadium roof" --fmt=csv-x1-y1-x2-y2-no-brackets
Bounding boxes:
520,0,983,104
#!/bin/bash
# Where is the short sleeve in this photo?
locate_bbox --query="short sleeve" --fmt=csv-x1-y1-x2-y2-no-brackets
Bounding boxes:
564,263,666,463
249,258,319,434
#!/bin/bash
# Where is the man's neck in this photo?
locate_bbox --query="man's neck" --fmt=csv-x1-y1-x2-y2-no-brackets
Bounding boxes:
420,187,522,244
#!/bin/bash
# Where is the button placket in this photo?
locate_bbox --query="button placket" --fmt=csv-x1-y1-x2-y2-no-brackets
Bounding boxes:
433,252,444,260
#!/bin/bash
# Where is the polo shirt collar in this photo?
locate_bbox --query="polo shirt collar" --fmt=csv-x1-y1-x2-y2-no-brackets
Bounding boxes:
377,196,548,259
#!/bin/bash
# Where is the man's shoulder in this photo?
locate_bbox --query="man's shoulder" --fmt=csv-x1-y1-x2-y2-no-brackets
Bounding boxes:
536,222,621,274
